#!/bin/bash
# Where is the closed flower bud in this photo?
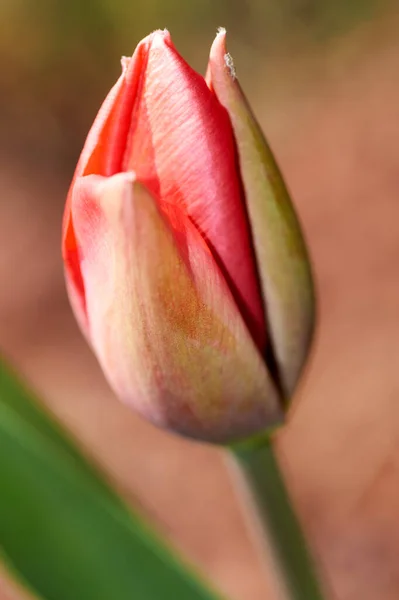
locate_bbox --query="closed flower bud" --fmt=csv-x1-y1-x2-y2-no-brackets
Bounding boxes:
62,29,314,443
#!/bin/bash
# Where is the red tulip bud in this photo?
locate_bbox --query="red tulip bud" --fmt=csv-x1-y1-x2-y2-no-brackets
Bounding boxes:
62,30,314,443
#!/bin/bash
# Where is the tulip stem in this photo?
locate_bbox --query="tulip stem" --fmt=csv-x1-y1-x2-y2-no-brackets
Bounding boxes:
229,438,328,600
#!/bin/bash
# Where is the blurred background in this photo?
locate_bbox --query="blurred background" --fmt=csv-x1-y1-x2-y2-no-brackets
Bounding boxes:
1,0,399,598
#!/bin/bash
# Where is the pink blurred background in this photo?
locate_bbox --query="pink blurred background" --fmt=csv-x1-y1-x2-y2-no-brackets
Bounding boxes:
1,1,399,599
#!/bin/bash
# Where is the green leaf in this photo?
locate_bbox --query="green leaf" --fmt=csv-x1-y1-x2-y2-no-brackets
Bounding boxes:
0,359,226,600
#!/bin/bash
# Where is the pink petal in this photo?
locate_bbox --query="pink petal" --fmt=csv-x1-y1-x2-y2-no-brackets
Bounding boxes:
62,41,148,329
121,30,266,350
71,172,282,442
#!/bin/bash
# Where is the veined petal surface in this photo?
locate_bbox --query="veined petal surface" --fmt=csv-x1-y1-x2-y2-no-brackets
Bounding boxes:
71,172,282,442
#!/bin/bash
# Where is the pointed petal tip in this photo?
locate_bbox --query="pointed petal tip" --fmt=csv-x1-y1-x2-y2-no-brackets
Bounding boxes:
120,55,130,72
151,27,171,38
207,28,226,88
141,28,172,51
209,27,237,84
211,27,226,59
121,29,172,72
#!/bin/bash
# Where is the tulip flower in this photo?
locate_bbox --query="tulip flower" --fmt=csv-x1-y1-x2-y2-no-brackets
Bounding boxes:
62,29,314,443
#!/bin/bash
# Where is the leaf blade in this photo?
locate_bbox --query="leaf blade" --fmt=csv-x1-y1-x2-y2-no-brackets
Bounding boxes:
0,360,226,600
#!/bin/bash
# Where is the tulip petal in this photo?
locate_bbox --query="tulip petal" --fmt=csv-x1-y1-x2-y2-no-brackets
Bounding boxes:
120,30,266,350
62,42,149,331
207,29,315,398
70,172,282,443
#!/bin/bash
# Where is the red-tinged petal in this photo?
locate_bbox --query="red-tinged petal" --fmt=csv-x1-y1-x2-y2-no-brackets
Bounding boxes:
70,172,282,443
121,30,266,351
207,29,315,397
62,40,149,328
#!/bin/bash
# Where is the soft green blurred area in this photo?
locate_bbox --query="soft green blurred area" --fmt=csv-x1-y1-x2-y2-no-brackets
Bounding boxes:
0,0,393,166
0,360,225,600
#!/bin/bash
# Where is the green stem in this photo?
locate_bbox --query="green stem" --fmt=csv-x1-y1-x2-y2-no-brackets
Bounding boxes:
229,438,328,600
